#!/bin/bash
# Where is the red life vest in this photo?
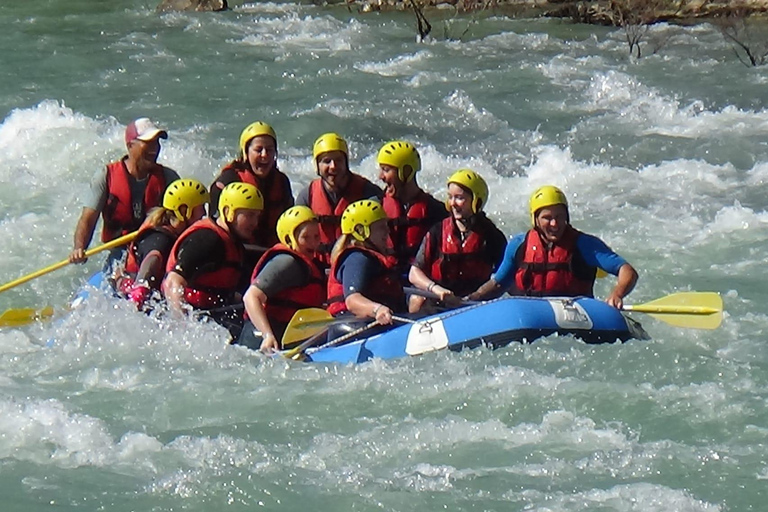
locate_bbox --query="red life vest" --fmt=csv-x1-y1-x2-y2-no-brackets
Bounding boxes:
217,162,292,247
308,174,368,259
248,244,326,323
513,226,596,297
428,216,497,297
383,191,435,268
326,247,406,316
101,159,166,242
165,218,243,309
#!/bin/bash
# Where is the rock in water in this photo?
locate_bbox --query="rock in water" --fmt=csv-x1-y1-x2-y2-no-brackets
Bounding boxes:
157,0,228,12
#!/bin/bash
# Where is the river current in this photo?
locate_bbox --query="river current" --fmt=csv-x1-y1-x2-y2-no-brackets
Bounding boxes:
0,1,766,511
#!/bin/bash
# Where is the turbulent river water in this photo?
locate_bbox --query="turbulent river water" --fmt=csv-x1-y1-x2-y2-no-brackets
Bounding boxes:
1,1,767,511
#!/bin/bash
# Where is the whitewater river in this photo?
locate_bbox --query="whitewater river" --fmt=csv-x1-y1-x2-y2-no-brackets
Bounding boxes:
1,1,766,510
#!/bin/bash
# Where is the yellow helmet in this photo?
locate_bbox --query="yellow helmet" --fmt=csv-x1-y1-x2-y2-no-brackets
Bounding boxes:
218,182,264,223
239,121,277,160
313,132,348,171
276,205,317,250
163,179,210,221
447,169,488,214
529,185,568,226
377,140,421,183
341,200,387,242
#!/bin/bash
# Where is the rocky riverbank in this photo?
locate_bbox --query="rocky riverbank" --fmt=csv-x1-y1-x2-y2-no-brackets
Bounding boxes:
157,0,768,27
353,0,768,26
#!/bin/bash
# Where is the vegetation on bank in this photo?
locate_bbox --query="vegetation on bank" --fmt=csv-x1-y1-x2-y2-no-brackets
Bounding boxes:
345,0,768,66
160,0,768,66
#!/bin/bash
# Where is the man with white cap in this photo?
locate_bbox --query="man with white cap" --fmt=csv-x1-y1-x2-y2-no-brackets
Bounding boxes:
69,117,181,266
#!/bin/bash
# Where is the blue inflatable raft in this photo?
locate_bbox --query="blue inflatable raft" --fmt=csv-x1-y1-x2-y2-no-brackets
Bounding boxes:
302,297,648,364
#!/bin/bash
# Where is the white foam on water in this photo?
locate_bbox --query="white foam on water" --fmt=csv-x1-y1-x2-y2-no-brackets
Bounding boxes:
581,70,768,139
514,483,722,511
0,396,162,469
236,14,361,54
354,50,433,77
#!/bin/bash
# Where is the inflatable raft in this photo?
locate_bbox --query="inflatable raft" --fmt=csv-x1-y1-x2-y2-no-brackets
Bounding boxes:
302,296,648,364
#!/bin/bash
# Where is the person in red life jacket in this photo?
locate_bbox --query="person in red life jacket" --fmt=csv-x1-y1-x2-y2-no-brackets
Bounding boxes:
162,182,264,336
376,140,448,275
408,169,508,313
471,185,638,308
69,117,180,269
238,206,326,353
209,121,294,248
295,133,383,266
327,200,406,326
114,179,209,309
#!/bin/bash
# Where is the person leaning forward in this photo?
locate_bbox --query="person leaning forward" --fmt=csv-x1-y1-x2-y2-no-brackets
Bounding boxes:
376,140,448,276
327,200,407,326
295,133,383,266
69,118,180,267
238,206,326,353
114,179,209,309
471,185,638,308
162,182,263,337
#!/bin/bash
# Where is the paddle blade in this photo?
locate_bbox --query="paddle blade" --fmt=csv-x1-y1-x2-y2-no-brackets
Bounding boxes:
0,306,55,328
623,292,723,330
281,308,333,348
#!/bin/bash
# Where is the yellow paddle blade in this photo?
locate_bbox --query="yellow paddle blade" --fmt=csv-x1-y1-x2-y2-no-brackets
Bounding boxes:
280,308,333,348
622,292,723,330
0,306,55,328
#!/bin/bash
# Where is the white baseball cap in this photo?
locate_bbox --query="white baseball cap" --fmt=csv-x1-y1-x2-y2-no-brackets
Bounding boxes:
125,117,168,144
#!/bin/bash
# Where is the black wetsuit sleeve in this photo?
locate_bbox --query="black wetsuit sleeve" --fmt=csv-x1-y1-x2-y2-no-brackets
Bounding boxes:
361,179,385,201
486,222,509,272
277,172,295,209
427,195,450,225
209,168,240,218
171,229,227,280
135,231,176,263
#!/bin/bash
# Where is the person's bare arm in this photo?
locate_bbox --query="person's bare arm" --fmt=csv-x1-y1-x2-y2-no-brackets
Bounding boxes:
69,207,100,263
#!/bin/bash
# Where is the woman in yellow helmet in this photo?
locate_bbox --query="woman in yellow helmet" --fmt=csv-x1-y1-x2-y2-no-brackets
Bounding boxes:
326,200,406,325
408,169,508,312
115,179,209,308
163,182,264,336
209,121,294,249
294,132,383,266
471,185,638,308
238,206,326,353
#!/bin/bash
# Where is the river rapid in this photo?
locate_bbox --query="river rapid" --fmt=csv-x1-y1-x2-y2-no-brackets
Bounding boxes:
0,1,766,511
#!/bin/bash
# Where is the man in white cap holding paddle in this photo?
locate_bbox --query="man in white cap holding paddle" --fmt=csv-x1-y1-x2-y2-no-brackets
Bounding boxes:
69,117,180,267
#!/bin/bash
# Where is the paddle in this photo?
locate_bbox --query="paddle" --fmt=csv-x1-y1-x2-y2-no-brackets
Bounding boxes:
621,292,723,329
0,231,138,328
0,231,138,296
280,308,338,348
281,325,338,361
404,286,480,305
0,306,55,328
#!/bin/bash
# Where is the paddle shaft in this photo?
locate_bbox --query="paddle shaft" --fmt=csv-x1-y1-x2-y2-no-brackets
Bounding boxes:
404,286,479,305
623,304,720,315
0,231,138,295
